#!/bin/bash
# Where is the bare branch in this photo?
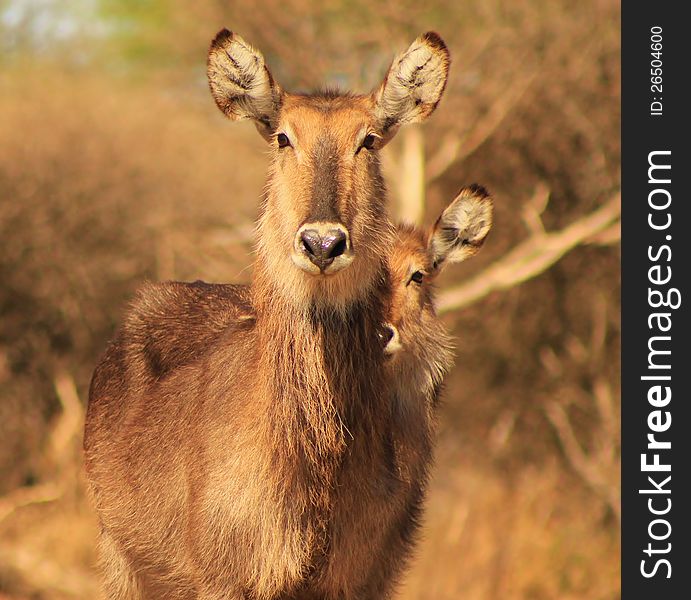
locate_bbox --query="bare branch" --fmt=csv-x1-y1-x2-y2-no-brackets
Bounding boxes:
392,126,426,224
0,371,84,525
586,221,621,246
536,294,620,525
545,401,620,524
437,193,620,314
520,182,550,235
488,410,517,455
589,294,609,362
425,134,461,183
0,482,62,524
51,370,83,462
593,376,619,465
426,70,537,181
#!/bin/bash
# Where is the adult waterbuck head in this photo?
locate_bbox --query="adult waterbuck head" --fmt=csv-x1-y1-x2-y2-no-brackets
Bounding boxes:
207,29,450,310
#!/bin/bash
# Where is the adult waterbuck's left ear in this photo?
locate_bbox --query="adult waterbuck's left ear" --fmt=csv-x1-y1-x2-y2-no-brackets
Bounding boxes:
429,184,494,271
207,29,283,141
373,32,450,142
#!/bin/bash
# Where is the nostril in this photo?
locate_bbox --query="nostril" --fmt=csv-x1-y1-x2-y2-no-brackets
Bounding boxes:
322,230,348,259
300,230,321,257
329,237,347,259
381,323,401,355
381,325,395,345
294,224,352,273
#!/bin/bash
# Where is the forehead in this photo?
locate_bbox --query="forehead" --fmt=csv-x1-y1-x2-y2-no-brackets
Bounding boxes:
279,93,374,140
390,227,430,277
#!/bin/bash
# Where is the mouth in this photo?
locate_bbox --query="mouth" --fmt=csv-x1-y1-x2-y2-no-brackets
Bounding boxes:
291,251,354,275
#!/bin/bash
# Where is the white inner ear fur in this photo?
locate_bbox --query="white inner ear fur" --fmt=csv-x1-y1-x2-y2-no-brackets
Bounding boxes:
207,30,281,126
374,32,450,131
430,186,493,269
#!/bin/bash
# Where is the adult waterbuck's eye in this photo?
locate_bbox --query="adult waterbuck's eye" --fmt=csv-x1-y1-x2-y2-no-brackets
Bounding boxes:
409,270,425,285
276,133,291,148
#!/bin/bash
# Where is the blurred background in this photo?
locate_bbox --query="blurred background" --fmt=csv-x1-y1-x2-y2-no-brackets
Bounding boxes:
0,1,620,598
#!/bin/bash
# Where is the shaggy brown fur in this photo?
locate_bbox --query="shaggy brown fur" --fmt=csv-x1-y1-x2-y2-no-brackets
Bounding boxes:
84,30,451,600
365,185,494,596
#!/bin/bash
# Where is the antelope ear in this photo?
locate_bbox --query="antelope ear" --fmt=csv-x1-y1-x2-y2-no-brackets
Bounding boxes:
373,32,450,141
429,185,493,271
207,29,282,141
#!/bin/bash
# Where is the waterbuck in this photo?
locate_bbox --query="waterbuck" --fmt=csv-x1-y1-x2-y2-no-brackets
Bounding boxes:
84,29,450,599
382,185,493,507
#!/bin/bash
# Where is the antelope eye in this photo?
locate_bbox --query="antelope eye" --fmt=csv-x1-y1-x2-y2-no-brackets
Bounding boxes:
410,270,424,285
361,133,377,151
276,133,291,148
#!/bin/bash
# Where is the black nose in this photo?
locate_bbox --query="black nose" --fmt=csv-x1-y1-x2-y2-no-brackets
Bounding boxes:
300,228,348,271
378,325,395,346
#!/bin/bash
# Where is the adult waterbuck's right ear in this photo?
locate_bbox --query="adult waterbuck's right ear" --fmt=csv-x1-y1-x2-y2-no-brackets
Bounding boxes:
207,29,283,140
373,32,450,144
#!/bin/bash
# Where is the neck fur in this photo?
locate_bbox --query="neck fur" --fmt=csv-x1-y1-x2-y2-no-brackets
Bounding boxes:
251,263,390,475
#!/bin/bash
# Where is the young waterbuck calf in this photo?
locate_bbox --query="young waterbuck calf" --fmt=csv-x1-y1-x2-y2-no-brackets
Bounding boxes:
330,185,494,597
84,30,450,599
382,185,493,505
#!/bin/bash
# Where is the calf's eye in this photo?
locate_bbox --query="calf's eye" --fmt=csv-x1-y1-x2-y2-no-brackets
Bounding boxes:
276,133,291,148
362,133,377,150
410,271,424,285
357,133,378,154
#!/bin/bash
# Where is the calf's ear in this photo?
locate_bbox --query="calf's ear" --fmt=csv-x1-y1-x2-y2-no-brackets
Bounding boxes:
429,184,493,271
